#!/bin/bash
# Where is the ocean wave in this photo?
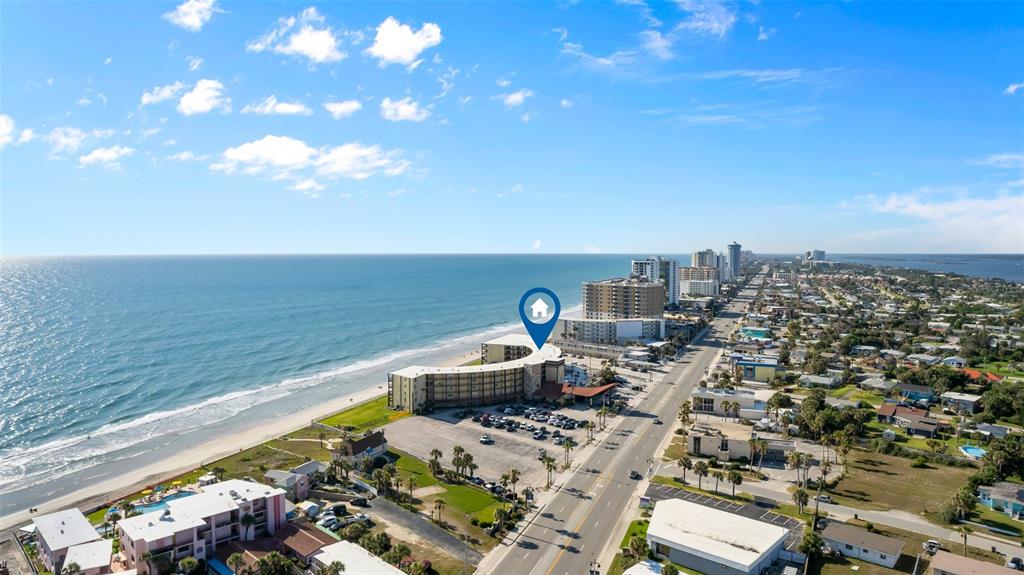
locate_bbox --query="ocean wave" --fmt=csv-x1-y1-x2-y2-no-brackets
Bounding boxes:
0,315,546,494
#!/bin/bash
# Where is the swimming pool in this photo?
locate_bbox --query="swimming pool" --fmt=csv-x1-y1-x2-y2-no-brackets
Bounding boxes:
960,445,987,459
740,327,770,339
108,490,195,516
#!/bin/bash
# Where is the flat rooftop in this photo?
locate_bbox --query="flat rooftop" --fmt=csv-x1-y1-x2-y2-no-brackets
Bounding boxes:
32,508,99,551
391,334,561,378
647,498,788,572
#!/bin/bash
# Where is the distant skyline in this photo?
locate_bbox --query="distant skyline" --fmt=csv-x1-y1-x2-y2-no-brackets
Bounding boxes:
1,1,1022,256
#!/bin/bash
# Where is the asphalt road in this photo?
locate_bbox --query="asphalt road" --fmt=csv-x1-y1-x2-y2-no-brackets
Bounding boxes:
487,277,761,575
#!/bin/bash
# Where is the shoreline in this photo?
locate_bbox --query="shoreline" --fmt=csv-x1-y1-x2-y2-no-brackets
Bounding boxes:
0,348,485,534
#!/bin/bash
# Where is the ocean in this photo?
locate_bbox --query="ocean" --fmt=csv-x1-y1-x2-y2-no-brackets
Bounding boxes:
0,255,631,517
1,252,1020,517
767,253,1024,283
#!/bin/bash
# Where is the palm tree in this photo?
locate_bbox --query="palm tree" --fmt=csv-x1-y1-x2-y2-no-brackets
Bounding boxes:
499,472,511,505
318,431,326,449
254,552,291,575
63,562,82,575
317,561,346,575
678,400,692,428
508,468,521,500
958,525,972,556
430,448,443,466
677,456,692,485
373,469,390,498
211,466,227,481
467,461,479,479
178,556,199,575
712,470,723,493
543,455,557,488
139,552,153,575
728,470,743,497
693,461,709,490
562,437,576,467
792,487,809,515
227,552,246,575
406,477,415,507
452,446,466,475
240,513,256,539
433,498,446,523
754,439,769,472
337,458,353,480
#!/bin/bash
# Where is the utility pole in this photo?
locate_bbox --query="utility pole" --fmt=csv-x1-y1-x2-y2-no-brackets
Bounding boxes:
463,513,470,575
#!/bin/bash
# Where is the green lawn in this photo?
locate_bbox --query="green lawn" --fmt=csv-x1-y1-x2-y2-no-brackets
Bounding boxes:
620,519,649,547
266,437,332,461
387,449,502,523
968,505,1023,542
847,388,887,406
827,384,857,398
827,449,973,514
318,396,410,434
607,554,703,575
662,436,687,461
863,421,962,453
976,361,1024,379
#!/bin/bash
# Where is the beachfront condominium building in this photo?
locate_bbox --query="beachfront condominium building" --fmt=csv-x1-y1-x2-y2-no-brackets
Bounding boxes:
554,317,665,346
631,257,680,303
691,249,717,268
388,334,565,413
728,242,742,280
118,479,287,575
716,252,730,282
582,276,666,320
679,266,721,296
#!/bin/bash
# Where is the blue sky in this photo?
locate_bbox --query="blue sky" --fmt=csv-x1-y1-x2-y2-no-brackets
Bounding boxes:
1,0,1021,256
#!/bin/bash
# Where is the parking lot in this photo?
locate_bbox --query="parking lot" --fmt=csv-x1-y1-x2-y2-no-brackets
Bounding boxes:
386,407,588,491
645,482,804,552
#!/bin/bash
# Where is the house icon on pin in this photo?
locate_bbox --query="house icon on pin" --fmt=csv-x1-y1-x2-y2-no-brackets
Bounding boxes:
531,298,549,319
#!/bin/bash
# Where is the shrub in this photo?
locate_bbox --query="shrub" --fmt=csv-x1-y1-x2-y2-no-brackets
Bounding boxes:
911,457,929,468
470,517,480,526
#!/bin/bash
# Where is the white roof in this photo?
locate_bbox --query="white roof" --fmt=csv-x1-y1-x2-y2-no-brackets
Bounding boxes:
622,559,663,575
33,509,100,551
940,391,982,402
647,499,788,572
392,335,561,378
312,541,404,574
64,539,112,571
118,510,206,543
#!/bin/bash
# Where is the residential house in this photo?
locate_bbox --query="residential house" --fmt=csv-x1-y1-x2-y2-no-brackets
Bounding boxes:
821,523,903,568
729,353,780,384
941,356,967,368
331,430,388,466
939,391,982,414
859,377,896,394
959,368,1004,383
929,550,1020,574
876,404,928,425
32,508,102,573
686,421,795,467
977,482,1023,521
273,521,338,564
799,374,841,389
311,541,405,575
851,345,879,356
690,387,766,420
905,353,940,366
975,423,1010,440
896,383,935,403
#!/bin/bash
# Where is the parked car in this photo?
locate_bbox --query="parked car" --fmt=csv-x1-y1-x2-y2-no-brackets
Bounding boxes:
480,434,493,444
349,497,368,507
815,495,833,503
629,470,642,480
1006,557,1023,571
317,517,338,530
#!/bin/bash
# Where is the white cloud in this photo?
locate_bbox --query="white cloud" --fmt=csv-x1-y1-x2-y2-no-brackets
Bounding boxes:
17,128,36,144
757,25,776,41
212,135,316,174
498,89,534,108
861,192,1024,252
674,0,737,38
211,135,409,185
104,57,113,65
177,79,230,115
386,188,407,197
44,126,112,153
142,127,163,138
291,178,325,196
436,66,459,99
498,183,525,198
247,7,345,65
520,111,538,123
640,30,673,60
380,97,430,122
241,95,313,116
561,42,637,72
166,150,210,161
79,145,134,170
77,96,92,106
560,98,575,108
187,56,204,71
496,77,512,87
323,99,362,119
163,0,220,32
552,27,569,42
366,16,442,68
141,81,186,107
1004,82,1024,96
973,153,1024,169
532,239,542,250
0,115,14,148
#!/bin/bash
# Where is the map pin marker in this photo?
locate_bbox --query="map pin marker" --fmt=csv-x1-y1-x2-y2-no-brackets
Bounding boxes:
519,287,561,349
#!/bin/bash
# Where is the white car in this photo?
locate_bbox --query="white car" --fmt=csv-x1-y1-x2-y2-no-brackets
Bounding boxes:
336,513,369,527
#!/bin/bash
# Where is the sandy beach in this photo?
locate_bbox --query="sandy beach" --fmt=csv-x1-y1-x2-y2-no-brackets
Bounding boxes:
0,347,488,535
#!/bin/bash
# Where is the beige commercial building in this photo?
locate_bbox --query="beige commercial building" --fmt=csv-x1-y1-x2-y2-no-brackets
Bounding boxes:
583,277,666,320
388,334,564,413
